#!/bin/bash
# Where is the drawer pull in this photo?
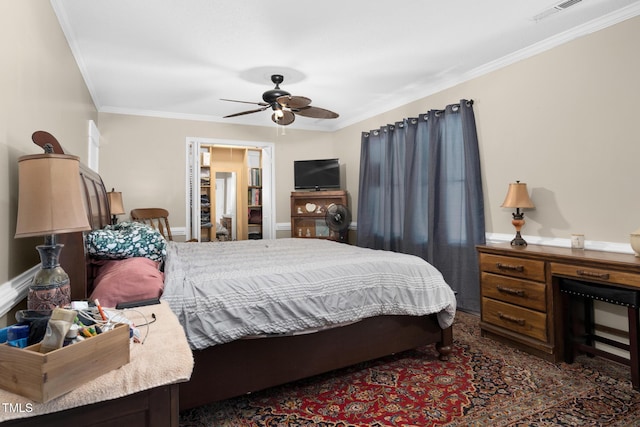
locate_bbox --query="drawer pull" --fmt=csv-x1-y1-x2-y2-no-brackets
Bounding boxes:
576,270,610,280
497,312,526,326
496,285,526,297
496,262,524,272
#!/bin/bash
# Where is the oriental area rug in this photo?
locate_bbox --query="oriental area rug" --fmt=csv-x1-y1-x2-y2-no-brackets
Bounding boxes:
179,311,640,426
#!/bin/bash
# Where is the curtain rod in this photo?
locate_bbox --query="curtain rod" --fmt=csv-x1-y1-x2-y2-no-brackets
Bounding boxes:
433,99,474,112
362,99,474,137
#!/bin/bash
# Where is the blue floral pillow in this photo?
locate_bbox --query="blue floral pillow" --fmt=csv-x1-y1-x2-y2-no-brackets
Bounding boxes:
86,221,167,262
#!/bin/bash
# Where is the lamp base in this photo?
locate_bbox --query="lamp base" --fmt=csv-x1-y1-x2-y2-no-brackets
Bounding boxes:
28,278,71,311
510,212,528,246
510,231,528,246
27,238,71,311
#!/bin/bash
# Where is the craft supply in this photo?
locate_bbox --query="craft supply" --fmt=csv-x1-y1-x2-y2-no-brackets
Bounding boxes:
65,323,79,339
0,326,9,343
77,311,96,326
94,299,107,321
0,322,130,402
39,307,77,354
7,324,29,348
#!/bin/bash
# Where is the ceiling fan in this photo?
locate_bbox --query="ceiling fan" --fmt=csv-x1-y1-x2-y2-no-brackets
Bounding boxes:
221,74,339,126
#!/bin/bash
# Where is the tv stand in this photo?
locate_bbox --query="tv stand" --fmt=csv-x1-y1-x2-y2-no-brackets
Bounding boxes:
291,190,348,242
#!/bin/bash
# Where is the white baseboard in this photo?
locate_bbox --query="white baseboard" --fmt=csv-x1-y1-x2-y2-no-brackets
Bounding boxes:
0,265,37,319
171,227,186,236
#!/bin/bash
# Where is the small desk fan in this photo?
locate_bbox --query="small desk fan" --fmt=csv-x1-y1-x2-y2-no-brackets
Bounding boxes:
325,204,351,243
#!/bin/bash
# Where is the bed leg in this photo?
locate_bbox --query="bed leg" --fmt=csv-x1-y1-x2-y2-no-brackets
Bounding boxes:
436,326,453,361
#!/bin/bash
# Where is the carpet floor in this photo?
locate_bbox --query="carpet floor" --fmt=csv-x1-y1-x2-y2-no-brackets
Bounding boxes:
179,311,640,426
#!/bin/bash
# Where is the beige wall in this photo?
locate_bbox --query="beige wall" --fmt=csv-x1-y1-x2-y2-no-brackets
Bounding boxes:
0,1,97,284
334,15,640,245
2,1,639,325
96,113,336,233
101,5,640,246
105,14,630,246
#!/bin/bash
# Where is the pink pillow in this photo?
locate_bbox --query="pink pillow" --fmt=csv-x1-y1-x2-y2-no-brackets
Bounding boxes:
89,257,164,308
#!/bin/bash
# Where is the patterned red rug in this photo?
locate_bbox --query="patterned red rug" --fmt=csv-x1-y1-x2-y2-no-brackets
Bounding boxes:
179,311,640,426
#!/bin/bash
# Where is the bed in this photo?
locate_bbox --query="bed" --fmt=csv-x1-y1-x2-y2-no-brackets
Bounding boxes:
48,140,456,413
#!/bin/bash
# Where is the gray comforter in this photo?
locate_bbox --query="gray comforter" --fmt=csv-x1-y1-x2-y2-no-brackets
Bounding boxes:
161,238,456,350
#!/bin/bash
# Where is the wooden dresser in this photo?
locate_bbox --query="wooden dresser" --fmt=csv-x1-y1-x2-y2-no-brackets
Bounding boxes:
477,243,640,362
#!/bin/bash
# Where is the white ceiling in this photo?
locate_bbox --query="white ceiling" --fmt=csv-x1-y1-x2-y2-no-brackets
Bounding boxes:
51,0,640,132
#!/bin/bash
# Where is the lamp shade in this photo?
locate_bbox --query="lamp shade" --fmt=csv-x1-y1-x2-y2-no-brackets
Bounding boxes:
107,190,125,215
15,153,90,238
501,181,535,209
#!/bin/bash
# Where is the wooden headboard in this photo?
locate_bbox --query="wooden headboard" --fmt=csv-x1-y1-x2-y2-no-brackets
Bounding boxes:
32,131,111,300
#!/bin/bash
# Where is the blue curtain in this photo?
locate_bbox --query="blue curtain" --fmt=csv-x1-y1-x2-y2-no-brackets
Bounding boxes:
357,100,485,312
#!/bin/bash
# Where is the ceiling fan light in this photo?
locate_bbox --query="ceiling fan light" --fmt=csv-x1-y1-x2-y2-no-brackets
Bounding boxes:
271,110,295,126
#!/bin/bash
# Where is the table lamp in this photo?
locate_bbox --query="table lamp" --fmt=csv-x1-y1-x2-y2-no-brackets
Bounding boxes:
15,153,90,310
107,188,125,225
501,180,535,246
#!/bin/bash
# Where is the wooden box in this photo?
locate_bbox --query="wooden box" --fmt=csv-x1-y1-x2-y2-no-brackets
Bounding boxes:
0,322,130,402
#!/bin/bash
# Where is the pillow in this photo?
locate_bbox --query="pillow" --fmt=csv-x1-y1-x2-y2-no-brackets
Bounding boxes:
86,221,167,262
89,258,164,308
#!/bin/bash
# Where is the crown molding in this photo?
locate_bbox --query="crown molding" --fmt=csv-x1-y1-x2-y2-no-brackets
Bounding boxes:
466,3,640,82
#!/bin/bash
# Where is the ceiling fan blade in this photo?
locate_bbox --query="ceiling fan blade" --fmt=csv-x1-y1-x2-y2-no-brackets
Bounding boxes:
294,106,339,119
220,98,269,107
223,106,269,118
276,95,311,109
271,110,295,126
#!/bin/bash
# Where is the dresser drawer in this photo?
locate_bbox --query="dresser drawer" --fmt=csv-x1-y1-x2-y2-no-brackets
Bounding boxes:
551,263,640,289
481,298,547,342
480,253,546,282
481,272,546,312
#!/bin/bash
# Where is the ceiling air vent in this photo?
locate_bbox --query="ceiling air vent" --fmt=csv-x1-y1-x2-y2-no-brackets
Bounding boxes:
532,0,583,21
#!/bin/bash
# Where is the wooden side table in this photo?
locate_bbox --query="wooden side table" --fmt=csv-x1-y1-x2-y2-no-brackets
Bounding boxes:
0,301,193,426
477,243,640,375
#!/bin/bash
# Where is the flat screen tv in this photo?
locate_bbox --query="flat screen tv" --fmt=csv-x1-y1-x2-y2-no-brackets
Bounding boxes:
294,158,340,190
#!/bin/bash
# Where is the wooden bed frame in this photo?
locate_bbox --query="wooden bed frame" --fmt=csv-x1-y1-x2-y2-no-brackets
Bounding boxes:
16,134,453,422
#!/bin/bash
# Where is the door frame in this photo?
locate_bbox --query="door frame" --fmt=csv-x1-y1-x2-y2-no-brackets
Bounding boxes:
185,137,276,241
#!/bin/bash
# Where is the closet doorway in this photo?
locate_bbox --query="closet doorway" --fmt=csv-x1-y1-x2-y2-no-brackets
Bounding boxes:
186,138,275,241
